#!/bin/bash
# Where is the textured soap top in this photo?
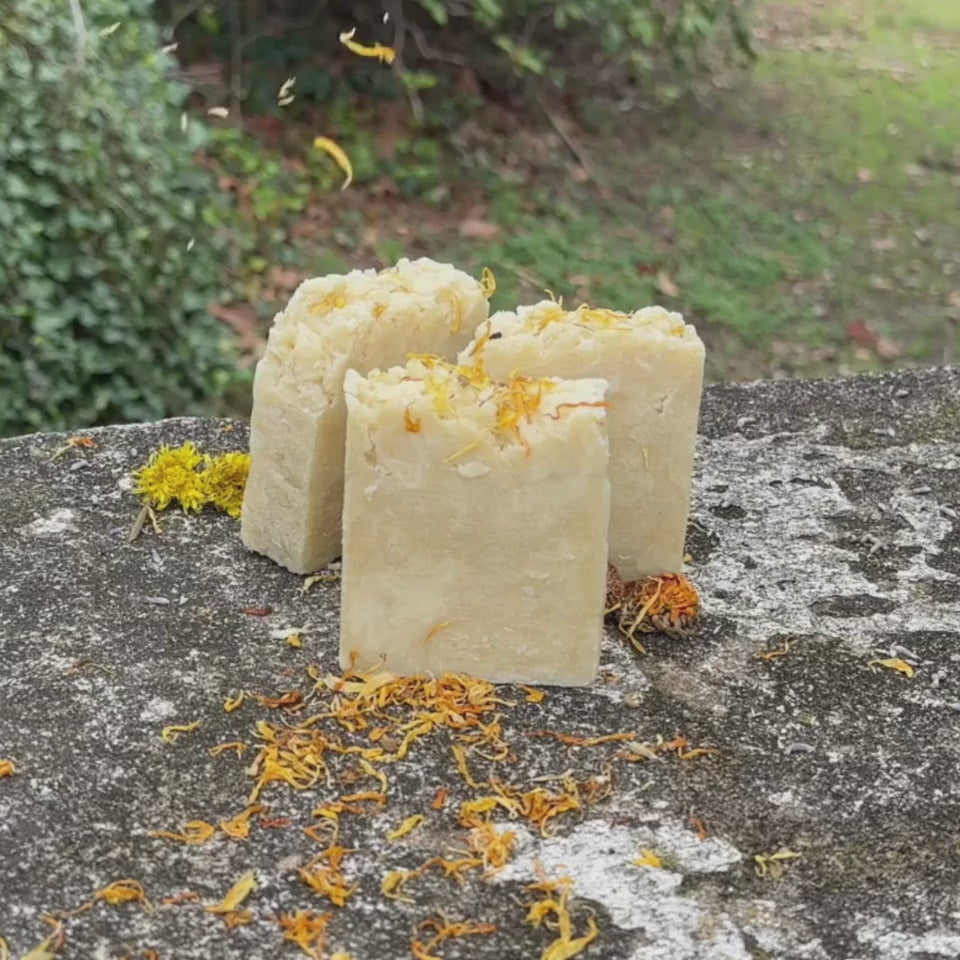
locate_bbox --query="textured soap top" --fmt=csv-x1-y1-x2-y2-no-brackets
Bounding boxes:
343,354,609,455
264,257,486,401
472,300,701,348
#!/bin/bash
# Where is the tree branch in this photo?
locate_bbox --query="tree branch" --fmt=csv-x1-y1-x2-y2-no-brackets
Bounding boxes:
391,0,424,125
169,0,224,35
406,19,466,66
237,3,329,52
68,0,86,66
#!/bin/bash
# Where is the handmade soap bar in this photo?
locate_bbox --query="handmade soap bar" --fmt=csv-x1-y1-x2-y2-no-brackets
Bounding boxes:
241,259,488,573
340,356,611,685
460,302,704,580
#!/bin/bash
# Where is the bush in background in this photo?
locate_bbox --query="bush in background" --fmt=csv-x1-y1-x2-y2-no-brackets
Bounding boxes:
396,0,755,84
161,0,753,116
0,0,239,438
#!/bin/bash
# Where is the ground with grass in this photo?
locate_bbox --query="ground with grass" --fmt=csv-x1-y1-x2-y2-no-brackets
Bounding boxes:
211,0,960,395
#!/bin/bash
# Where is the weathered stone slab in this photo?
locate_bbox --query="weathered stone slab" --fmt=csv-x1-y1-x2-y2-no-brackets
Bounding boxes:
1,366,958,960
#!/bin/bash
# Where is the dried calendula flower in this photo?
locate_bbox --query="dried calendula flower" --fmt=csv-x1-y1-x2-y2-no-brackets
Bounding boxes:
460,818,517,875
338,27,395,64
224,910,254,928
494,375,556,451
149,820,217,845
516,684,545,703
277,76,296,106
868,657,915,678
437,287,464,333
278,910,333,959
224,691,246,712
386,814,425,840
470,774,600,838
199,452,251,518
314,137,353,190
458,797,504,825
524,881,598,960
451,744,486,789
0,759,15,778
298,846,356,907
404,408,422,433
480,266,496,299
617,732,713,764
160,720,201,743
757,638,792,661
219,804,266,840
161,891,200,906
134,443,206,512
632,849,663,869
21,920,64,960
303,573,339,592
50,435,97,461
133,444,249,517
606,567,700,646
528,730,636,748
95,879,150,908
754,849,801,879
382,868,418,903
411,916,497,960
205,871,257,916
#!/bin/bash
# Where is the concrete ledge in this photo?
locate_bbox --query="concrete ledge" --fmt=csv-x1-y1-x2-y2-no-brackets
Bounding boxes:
1,366,958,959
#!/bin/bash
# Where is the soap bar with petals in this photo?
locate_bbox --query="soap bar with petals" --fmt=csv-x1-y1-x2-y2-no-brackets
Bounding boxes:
339,356,611,685
241,259,487,573
460,303,704,580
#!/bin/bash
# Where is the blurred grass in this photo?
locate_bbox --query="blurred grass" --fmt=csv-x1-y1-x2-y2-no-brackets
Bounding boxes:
232,0,959,383
425,0,960,379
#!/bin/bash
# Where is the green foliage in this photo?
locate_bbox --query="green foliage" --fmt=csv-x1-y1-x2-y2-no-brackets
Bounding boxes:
161,0,753,117
0,0,239,438
204,126,312,260
480,0,755,77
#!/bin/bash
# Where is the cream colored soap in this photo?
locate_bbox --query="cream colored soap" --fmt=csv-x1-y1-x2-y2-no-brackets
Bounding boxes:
459,302,704,580
339,356,611,685
241,258,488,573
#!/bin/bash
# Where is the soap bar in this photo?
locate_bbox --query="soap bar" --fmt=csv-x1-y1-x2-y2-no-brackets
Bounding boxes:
241,259,488,573
460,302,704,580
340,356,611,685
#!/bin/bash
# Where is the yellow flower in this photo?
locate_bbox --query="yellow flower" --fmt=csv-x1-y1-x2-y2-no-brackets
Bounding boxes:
200,452,251,518
132,444,250,518
133,442,205,512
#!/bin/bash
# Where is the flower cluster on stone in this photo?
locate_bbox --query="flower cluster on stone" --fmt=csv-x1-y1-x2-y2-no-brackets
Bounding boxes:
133,442,250,518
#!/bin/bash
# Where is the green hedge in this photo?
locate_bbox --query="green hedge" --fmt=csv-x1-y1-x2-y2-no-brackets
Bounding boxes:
160,0,753,112
0,0,238,438
398,0,755,79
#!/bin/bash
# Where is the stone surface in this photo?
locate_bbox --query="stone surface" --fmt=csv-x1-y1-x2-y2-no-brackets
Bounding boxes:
1,366,959,960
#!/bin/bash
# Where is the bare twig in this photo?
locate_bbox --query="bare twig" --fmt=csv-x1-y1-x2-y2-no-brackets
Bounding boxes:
238,3,329,51
68,0,87,66
169,0,223,35
533,90,607,197
406,19,466,66
500,262,542,290
229,0,242,118
391,0,407,65
520,8,551,48
128,504,148,543
391,0,424,125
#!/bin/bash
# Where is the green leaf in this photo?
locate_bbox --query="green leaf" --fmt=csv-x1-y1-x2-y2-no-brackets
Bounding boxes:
419,0,448,25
